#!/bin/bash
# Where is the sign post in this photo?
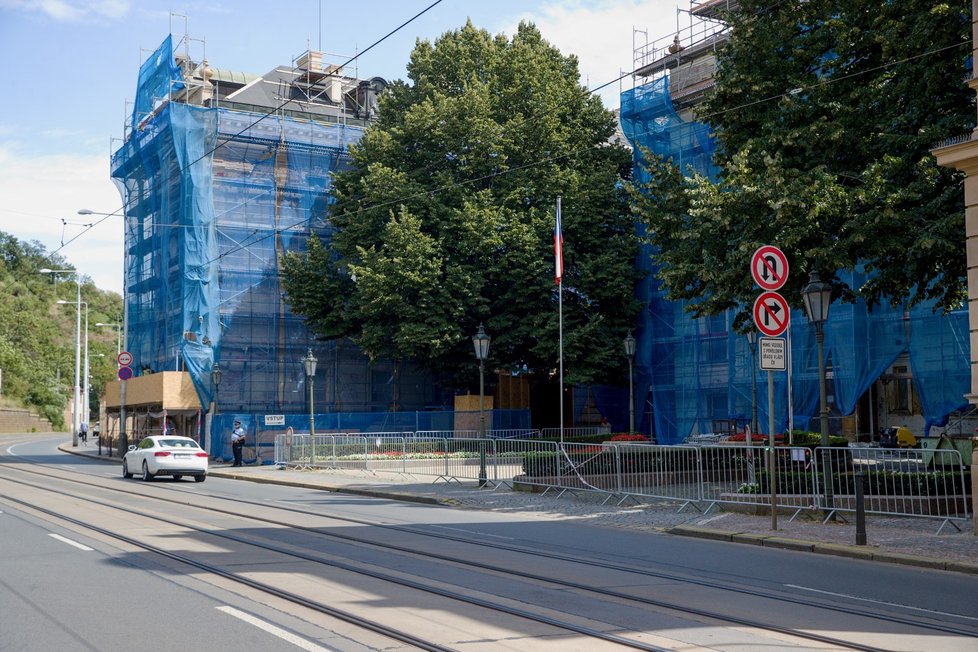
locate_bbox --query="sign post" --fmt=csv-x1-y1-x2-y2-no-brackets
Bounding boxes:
117,351,133,457
751,245,788,531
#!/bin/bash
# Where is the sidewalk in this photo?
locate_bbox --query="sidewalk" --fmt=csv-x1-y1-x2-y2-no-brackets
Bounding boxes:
67,445,978,575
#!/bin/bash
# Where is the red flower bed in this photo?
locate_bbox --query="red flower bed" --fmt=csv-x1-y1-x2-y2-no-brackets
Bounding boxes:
609,433,650,442
727,432,785,443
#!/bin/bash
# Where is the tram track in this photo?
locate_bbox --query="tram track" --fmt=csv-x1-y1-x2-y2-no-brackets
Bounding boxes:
0,466,672,651
2,455,976,650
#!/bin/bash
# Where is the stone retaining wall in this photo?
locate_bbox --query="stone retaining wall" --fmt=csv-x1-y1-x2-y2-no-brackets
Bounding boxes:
0,407,55,433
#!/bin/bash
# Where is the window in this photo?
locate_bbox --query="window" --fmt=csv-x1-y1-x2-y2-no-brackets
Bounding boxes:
891,365,913,414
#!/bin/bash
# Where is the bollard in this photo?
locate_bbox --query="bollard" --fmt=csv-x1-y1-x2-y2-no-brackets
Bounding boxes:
854,470,866,546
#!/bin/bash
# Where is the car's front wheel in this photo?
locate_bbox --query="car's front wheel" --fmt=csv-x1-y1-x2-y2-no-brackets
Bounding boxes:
142,461,155,481
122,460,133,479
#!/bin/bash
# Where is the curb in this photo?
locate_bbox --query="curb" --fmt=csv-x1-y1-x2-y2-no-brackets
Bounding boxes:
668,525,978,575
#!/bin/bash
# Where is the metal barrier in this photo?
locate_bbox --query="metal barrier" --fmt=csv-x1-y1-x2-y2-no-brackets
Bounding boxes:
539,426,612,439
415,430,478,439
615,444,702,509
818,446,971,532
698,445,818,516
548,442,621,500
488,429,541,439
493,438,562,489
271,435,973,530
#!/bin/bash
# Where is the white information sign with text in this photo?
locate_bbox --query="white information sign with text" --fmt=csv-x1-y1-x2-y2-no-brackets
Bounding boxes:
759,337,787,371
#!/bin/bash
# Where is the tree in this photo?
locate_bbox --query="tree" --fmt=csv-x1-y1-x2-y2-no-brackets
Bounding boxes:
283,21,640,388
630,0,973,324
0,232,122,428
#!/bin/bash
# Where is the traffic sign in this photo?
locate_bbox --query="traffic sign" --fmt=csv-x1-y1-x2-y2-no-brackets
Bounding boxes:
117,351,133,366
759,337,787,371
751,245,789,291
118,366,134,381
753,291,790,337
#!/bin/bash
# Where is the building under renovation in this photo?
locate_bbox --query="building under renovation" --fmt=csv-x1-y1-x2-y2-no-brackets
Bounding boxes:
619,0,972,444
106,34,453,454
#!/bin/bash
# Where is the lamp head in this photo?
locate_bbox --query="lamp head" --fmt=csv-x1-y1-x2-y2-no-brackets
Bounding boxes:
802,269,833,325
472,324,490,361
623,330,636,358
303,349,318,377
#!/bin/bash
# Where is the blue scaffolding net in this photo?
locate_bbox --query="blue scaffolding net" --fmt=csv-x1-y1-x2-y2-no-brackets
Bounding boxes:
111,37,461,436
620,76,970,444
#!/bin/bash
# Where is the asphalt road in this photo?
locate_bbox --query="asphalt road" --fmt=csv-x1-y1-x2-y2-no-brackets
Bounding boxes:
3,434,977,651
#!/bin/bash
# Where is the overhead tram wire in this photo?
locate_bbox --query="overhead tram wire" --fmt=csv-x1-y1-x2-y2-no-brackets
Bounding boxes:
181,0,446,172
44,0,446,257
199,34,971,270
66,9,969,266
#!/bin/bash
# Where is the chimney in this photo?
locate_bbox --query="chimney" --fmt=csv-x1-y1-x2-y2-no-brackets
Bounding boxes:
296,50,322,72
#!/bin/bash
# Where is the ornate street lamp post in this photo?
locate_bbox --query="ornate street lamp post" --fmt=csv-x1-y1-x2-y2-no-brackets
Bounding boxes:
210,362,222,453
472,325,491,487
623,330,636,434
802,269,834,516
304,349,318,437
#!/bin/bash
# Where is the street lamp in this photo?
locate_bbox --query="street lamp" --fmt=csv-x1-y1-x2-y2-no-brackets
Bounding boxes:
802,269,834,515
62,301,89,430
95,322,122,356
79,208,128,457
43,268,81,446
472,324,491,487
623,330,636,434
303,350,317,436
746,329,758,438
210,362,222,452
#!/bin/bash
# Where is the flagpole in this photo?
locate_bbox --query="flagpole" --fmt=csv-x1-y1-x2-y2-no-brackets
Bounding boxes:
556,197,564,445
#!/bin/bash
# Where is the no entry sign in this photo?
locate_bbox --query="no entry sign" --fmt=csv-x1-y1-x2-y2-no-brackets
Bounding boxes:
751,245,789,291
753,291,790,337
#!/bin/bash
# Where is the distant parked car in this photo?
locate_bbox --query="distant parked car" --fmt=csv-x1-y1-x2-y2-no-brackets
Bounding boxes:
123,436,208,482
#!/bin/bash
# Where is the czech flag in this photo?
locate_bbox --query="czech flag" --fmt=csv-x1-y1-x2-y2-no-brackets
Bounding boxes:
554,200,563,285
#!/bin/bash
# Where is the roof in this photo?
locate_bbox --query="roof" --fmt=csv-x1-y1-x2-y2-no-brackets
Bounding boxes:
208,67,259,86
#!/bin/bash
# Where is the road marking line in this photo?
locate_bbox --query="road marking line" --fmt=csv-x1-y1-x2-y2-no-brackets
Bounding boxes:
216,606,334,651
48,533,94,551
785,584,978,621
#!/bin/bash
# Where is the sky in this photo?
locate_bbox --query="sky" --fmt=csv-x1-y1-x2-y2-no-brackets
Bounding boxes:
0,0,683,294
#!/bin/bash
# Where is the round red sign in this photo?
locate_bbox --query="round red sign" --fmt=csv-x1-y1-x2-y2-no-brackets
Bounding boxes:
753,291,790,337
751,245,789,291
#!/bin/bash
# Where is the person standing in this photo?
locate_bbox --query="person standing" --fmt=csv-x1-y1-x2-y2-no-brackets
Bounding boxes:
79,421,89,445
230,420,245,467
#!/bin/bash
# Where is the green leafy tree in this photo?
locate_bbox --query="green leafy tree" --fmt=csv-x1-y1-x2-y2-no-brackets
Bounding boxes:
0,232,122,428
283,21,640,387
630,0,973,324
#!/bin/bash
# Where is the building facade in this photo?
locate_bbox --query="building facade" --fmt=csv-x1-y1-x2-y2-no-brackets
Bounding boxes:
623,1,972,444
107,35,443,450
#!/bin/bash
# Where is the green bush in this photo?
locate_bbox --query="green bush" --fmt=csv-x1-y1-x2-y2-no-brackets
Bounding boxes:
791,431,848,447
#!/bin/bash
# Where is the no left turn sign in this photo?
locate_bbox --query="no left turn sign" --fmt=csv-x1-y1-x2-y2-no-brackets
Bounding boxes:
753,291,790,337
751,245,789,291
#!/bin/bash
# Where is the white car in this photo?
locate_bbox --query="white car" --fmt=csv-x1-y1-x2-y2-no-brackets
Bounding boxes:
123,435,208,482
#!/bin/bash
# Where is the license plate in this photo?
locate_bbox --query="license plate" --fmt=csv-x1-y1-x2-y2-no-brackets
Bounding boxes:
175,453,191,459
